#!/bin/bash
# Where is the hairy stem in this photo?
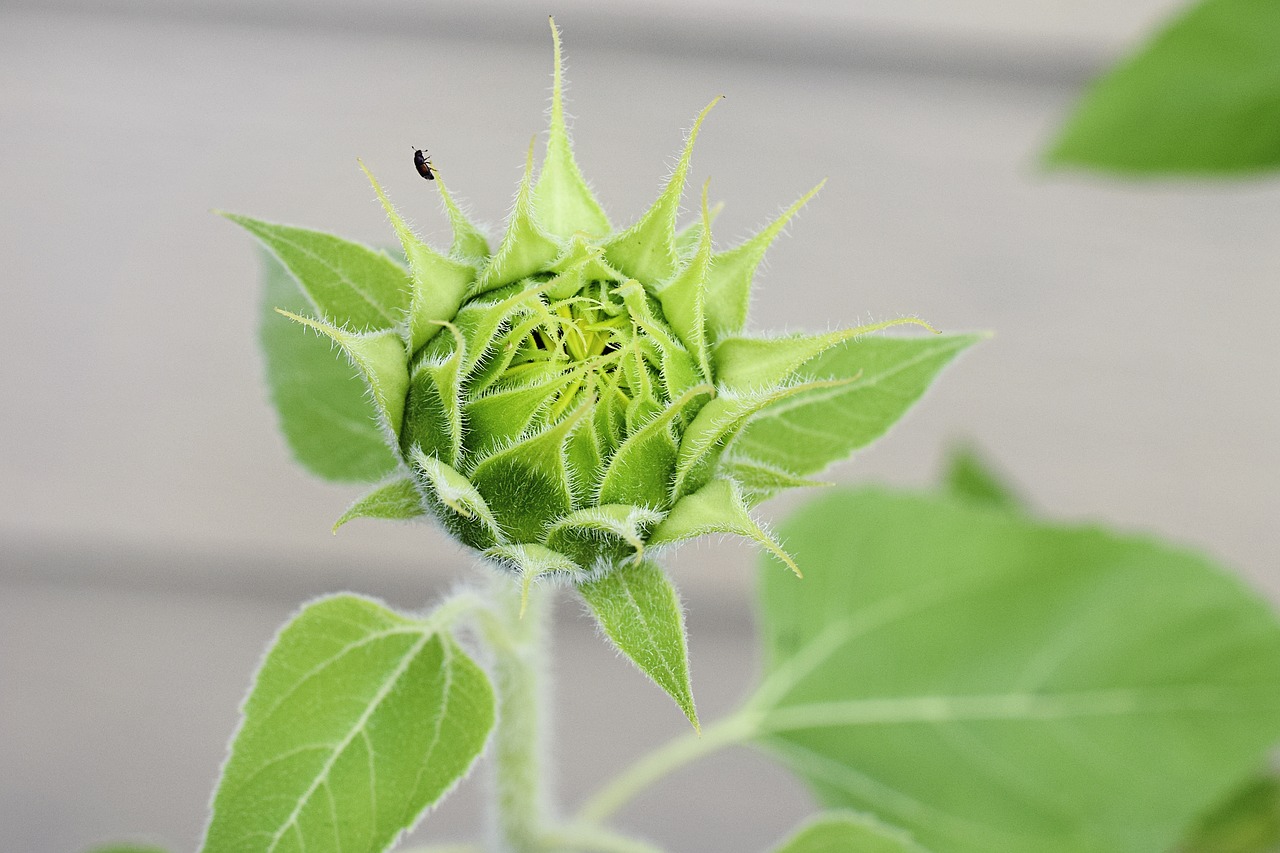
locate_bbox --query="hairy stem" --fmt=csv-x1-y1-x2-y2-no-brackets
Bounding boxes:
482,579,552,853
574,712,758,824
541,823,666,853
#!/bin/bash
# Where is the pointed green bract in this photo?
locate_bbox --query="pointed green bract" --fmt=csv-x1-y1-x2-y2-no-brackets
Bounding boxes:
674,199,723,257
533,17,611,239
650,478,798,575
486,543,583,616
334,478,424,531
603,97,722,285
435,177,491,261
703,180,824,338
597,383,714,509
714,318,936,394
672,376,858,498
734,333,983,477
479,139,562,292
657,182,715,379
579,560,699,729
359,161,475,352
411,449,505,548
469,403,589,542
202,595,495,853
221,212,411,332
259,251,398,483
276,311,409,436
755,488,1280,853
464,374,576,458
724,458,831,506
771,812,930,853
547,504,664,568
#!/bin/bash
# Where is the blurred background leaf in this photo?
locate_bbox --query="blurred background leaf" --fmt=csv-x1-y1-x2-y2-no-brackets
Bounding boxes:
755,487,1280,853
1048,0,1280,174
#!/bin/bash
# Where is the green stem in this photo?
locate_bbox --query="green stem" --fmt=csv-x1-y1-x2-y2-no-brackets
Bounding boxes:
481,579,551,853
540,824,666,853
574,712,758,824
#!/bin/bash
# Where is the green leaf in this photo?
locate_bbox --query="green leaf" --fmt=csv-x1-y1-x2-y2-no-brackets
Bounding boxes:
202,594,495,853
276,311,409,436
533,18,611,239
943,443,1024,512
221,212,410,332
1178,773,1280,853
603,97,721,285
713,319,935,395
733,333,982,478
258,251,399,483
1047,0,1280,174
755,488,1280,853
333,478,424,531
579,560,699,730
771,811,930,853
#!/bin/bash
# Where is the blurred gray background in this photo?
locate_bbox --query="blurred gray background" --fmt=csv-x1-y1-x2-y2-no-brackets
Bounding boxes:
3,1,1278,850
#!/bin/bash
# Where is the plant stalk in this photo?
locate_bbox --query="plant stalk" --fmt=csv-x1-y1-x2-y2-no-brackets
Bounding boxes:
483,579,551,853
574,713,757,824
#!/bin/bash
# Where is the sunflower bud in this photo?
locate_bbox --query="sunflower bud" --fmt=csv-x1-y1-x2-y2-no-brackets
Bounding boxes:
227,20,974,632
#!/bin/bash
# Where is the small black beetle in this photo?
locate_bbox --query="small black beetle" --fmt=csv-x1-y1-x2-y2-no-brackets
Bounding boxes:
413,148,436,180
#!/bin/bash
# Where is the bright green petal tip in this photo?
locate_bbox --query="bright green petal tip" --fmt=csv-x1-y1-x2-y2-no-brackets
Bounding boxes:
534,17,611,239
358,159,475,351
704,178,826,338
480,137,562,292
604,96,723,285
434,175,491,261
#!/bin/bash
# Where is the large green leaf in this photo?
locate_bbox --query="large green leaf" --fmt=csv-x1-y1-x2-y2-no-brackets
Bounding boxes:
942,444,1023,512
202,595,494,853
732,334,981,478
771,811,930,853
1047,0,1280,174
755,488,1280,853
224,213,411,331
1178,773,1280,853
260,251,399,483
579,560,699,730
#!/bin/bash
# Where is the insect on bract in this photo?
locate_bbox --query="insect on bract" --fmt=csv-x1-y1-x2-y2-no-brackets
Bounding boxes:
413,148,436,180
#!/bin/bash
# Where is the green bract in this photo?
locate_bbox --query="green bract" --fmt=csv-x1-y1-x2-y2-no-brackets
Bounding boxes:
223,21,974,720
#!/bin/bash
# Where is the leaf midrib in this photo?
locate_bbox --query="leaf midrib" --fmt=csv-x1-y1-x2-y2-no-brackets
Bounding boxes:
759,684,1276,734
263,632,434,851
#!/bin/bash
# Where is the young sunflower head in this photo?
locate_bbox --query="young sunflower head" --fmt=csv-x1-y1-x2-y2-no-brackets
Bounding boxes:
227,20,953,595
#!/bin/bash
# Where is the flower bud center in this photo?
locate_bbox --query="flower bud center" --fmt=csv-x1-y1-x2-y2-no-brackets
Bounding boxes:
502,280,663,415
